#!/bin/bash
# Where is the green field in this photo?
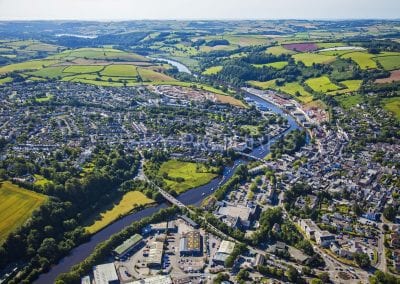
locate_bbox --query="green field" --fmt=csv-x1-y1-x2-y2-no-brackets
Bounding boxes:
293,53,336,66
0,181,48,243
137,68,176,82
63,65,104,74
28,66,66,79
158,160,218,194
100,64,138,77
0,59,58,74
373,55,400,71
253,61,288,70
277,82,314,103
202,66,223,75
382,97,400,120
335,94,364,109
341,52,377,69
33,174,53,186
265,45,295,55
248,79,277,89
85,191,154,234
305,76,341,93
0,76,12,85
328,80,362,95
35,93,54,102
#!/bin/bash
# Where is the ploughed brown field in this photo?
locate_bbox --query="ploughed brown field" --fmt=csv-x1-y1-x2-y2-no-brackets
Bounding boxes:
283,42,318,52
375,69,400,83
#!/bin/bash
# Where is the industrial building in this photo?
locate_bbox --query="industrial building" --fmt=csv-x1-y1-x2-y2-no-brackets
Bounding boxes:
212,240,235,265
93,263,119,284
179,231,202,256
128,275,172,284
112,234,143,259
145,241,164,269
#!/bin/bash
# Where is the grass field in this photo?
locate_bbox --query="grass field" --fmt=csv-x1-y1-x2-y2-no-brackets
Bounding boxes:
265,45,295,55
0,59,58,74
100,64,138,77
35,93,54,102
382,97,400,120
305,76,341,93
63,65,104,74
0,181,48,243
293,53,336,66
277,82,314,103
137,68,176,82
341,52,377,69
335,94,363,109
328,80,362,95
215,94,246,108
202,66,223,75
85,191,154,234
248,79,277,89
252,61,288,70
33,174,53,186
0,76,12,85
158,160,218,194
373,55,400,71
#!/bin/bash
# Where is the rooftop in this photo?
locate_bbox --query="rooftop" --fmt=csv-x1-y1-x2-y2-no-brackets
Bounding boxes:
113,233,143,256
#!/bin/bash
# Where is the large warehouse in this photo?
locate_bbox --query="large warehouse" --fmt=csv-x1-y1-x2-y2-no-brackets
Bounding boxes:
179,231,202,256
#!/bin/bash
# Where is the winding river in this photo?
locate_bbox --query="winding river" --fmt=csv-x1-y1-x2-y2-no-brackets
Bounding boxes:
35,82,302,284
151,57,192,74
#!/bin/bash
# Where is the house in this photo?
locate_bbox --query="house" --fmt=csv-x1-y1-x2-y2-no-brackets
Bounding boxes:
315,230,336,247
299,219,319,240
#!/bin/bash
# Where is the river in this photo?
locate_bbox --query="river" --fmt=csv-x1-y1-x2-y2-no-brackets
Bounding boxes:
35,91,301,284
150,57,192,74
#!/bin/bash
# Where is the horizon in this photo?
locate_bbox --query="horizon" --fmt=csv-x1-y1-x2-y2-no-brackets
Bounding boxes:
1,0,399,21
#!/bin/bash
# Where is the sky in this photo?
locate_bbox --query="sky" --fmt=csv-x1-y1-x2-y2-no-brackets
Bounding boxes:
0,0,399,21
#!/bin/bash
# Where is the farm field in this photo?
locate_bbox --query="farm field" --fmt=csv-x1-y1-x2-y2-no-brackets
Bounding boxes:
158,160,218,194
100,64,138,77
373,55,400,71
0,181,48,243
202,65,223,75
215,94,246,108
341,52,377,69
305,76,341,93
85,191,154,234
252,61,288,70
265,45,295,55
277,82,314,103
283,42,318,52
292,53,336,66
248,79,277,89
328,80,362,95
0,59,59,74
375,70,400,83
382,96,400,120
0,76,12,85
335,94,364,109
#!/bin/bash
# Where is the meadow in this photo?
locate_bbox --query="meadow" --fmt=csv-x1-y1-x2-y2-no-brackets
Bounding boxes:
252,61,288,70
341,52,377,69
373,55,400,71
202,66,223,75
265,45,295,55
0,181,48,243
335,94,364,109
382,97,400,120
158,160,218,194
328,80,362,95
292,53,336,66
305,76,341,93
85,191,154,234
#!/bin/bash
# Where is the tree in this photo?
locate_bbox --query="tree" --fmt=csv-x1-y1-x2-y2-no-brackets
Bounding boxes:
383,205,397,221
37,238,58,261
286,265,300,282
317,272,330,283
354,252,370,268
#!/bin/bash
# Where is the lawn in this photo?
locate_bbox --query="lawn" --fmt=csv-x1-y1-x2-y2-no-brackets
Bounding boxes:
373,55,400,71
382,97,400,120
293,53,336,66
100,64,138,77
305,76,341,93
0,181,48,243
158,160,218,194
35,93,54,102
202,66,223,75
85,191,154,234
341,52,377,69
